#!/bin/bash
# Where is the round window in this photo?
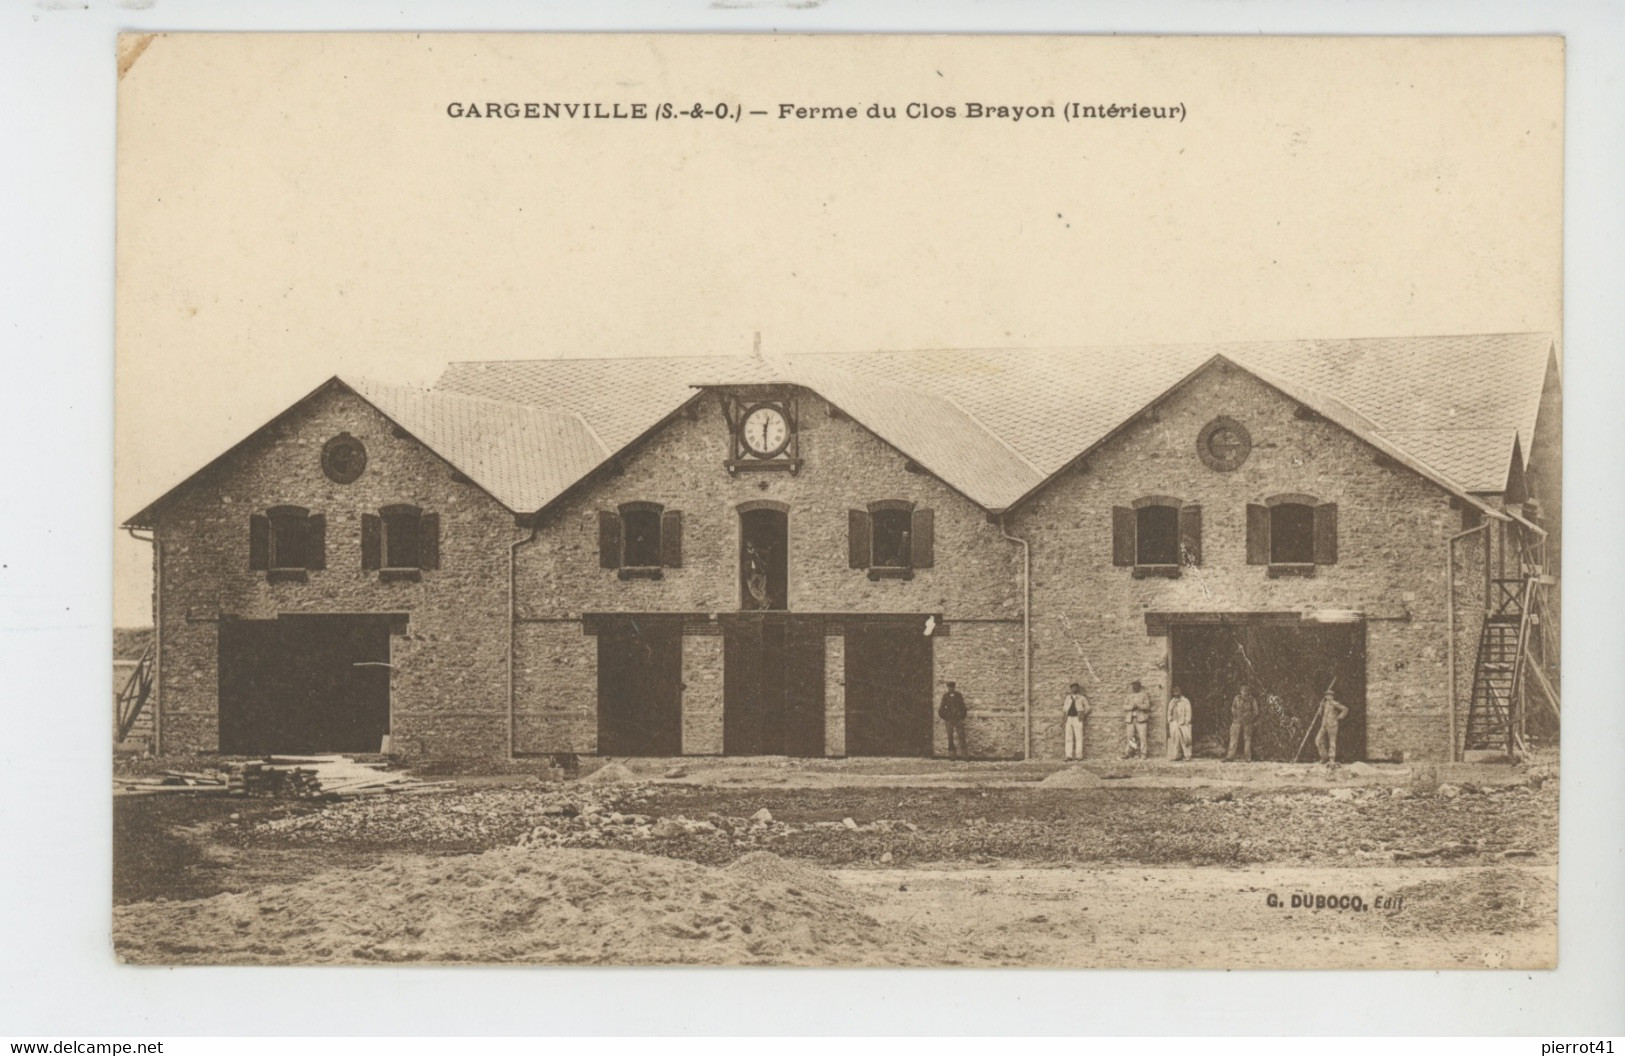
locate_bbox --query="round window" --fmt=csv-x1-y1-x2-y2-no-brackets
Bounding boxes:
1196,416,1252,472
321,432,367,484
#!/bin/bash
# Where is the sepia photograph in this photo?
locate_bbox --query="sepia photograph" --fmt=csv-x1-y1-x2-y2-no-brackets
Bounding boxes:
111,32,1564,970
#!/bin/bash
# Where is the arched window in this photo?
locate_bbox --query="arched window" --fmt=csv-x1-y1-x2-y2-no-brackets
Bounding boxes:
597,502,683,578
1248,494,1338,573
249,505,324,579
1113,496,1201,576
848,500,935,579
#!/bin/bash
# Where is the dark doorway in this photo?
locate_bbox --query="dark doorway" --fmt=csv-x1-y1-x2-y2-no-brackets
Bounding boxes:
218,614,394,755
844,619,934,757
1169,620,1366,761
596,617,683,755
739,507,788,611
722,615,824,756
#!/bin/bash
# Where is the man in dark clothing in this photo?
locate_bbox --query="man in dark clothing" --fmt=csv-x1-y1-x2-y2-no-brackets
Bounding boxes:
939,681,968,759
1227,685,1260,761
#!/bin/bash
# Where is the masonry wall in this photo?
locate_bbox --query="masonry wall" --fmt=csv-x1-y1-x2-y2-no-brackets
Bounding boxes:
152,385,517,758
1012,364,1469,762
513,388,1025,755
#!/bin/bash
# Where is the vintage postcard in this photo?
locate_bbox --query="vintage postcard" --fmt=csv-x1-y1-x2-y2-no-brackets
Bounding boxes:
113,33,1562,968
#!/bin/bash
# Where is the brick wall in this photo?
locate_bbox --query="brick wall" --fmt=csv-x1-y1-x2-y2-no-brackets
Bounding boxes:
513,388,1023,754
1011,362,1470,761
152,384,516,758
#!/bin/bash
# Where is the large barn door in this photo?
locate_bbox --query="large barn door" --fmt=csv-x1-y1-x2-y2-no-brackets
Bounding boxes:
218,615,392,755
596,618,683,756
844,619,933,757
722,615,825,757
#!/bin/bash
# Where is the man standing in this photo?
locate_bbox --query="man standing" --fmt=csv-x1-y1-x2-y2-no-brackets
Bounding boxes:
1123,679,1152,759
1063,681,1092,760
1226,685,1259,761
1166,686,1194,761
1314,688,1350,764
939,681,968,759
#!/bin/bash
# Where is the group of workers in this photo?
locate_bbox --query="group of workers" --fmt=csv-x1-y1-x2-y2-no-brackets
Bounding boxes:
943,677,1350,763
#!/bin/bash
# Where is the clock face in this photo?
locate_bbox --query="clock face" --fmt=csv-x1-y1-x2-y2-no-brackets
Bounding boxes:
740,404,791,458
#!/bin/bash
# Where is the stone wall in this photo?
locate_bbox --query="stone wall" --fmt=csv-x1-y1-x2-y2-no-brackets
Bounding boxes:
151,383,516,757
1011,362,1471,761
513,388,1023,754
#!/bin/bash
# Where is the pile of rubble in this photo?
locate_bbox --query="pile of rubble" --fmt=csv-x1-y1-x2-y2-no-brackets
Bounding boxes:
516,802,917,852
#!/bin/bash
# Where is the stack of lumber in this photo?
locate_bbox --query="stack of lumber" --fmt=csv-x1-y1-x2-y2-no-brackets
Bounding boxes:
252,754,429,797
116,755,437,799
115,769,231,796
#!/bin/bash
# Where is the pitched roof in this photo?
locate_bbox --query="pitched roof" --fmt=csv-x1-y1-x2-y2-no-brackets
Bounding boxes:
426,333,1551,515
436,355,780,455
344,378,608,512
127,334,1554,527
809,333,1554,485
123,377,609,526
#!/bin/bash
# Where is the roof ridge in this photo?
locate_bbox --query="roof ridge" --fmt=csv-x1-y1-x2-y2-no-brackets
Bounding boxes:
938,392,1046,479
441,352,755,366
793,332,1555,358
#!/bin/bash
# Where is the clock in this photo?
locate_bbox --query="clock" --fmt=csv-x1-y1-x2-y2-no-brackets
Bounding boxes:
739,403,791,459
1197,416,1252,472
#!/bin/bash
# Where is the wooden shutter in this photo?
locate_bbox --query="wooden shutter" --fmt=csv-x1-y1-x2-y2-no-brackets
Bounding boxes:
910,508,934,569
1246,504,1270,565
420,512,441,570
249,514,271,570
1178,504,1202,566
1313,503,1338,565
660,509,683,568
305,514,326,570
848,509,871,569
361,513,382,571
598,511,622,569
1111,506,1135,566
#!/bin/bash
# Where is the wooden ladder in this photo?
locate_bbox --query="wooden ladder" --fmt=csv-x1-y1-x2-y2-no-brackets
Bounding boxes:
115,644,154,743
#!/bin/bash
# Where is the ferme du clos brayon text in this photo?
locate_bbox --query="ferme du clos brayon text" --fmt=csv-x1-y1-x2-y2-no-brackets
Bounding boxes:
444,100,1187,123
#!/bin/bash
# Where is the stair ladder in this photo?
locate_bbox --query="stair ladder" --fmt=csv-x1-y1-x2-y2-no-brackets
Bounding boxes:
1463,577,1535,753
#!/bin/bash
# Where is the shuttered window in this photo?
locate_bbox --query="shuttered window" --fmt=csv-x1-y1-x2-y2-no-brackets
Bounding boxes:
848,503,933,578
597,503,683,577
250,506,323,577
362,505,440,577
1113,498,1199,574
1249,496,1338,573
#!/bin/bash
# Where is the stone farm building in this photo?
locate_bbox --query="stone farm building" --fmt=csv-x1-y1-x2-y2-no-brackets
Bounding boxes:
123,335,1561,763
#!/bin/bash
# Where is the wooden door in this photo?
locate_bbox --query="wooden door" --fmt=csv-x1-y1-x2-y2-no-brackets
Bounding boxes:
597,618,683,756
844,620,933,757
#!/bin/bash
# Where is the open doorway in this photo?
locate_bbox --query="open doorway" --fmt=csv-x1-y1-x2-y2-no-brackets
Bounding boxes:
1168,620,1366,761
739,506,788,611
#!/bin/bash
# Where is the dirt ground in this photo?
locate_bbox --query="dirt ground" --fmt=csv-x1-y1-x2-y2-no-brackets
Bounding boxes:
112,755,1559,968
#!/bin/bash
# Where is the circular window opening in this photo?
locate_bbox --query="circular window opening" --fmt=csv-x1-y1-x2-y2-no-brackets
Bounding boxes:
321,432,367,484
1196,416,1252,472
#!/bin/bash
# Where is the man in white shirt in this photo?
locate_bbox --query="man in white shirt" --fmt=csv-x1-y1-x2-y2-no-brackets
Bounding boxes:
1166,686,1194,761
1062,681,1092,760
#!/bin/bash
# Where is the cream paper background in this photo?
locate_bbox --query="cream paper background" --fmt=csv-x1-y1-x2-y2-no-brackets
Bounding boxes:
0,11,1602,1034
114,33,1561,623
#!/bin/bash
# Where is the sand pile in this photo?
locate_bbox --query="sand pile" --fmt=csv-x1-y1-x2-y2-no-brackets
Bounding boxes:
1378,867,1553,936
115,847,928,966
